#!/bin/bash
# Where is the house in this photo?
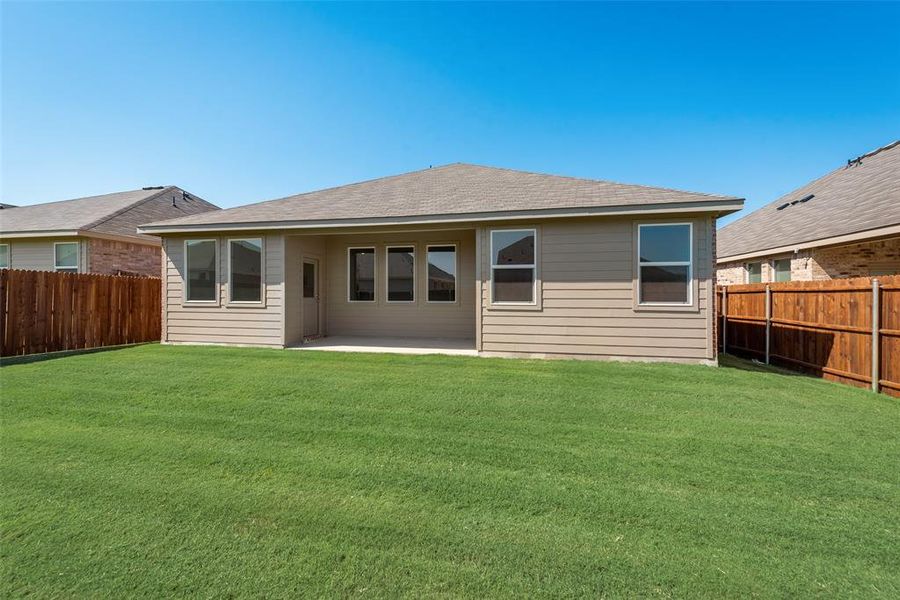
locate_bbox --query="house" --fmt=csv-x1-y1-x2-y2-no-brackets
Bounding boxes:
0,187,218,277
137,163,743,363
717,141,900,285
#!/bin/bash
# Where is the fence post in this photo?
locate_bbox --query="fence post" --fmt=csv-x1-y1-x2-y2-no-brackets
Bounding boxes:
721,286,728,355
765,285,771,365
872,278,880,393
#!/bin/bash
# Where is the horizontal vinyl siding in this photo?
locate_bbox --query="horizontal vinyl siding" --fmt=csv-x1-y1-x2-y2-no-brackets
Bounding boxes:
5,237,86,272
325,230,476,339
479,216,714,362
162,234,284,347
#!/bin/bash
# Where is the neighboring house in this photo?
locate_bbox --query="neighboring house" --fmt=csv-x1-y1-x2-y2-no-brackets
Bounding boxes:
717,141,900,285
0,187,218,277
138,163,742,364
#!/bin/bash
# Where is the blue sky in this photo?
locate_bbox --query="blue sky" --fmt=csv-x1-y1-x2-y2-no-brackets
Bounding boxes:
2,2,898,226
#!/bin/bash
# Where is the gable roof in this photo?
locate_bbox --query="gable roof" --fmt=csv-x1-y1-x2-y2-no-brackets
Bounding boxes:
139,163,742,233
1,186,219,242
718,141,900,261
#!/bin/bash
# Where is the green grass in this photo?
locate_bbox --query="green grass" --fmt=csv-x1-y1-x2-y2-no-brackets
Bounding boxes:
2,345,898,598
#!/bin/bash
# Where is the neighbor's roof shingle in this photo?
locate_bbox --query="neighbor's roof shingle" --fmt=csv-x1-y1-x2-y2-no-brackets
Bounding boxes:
718,141,900,260
141,163,741,230
1,186,218,240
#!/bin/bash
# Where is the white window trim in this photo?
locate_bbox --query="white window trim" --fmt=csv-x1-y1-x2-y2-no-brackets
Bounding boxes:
772,257,792,283
53,241,79,273
227,237,265,305
385,244,416,304
490,228,538,306
746,261,762,284
347,246,376,303
0,243,9,269
425,243,458,304
183,239,219,304
637,222,693,306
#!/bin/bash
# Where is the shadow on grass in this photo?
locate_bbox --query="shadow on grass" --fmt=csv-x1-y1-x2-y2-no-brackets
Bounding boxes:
0,343,156,367
718,353,811,379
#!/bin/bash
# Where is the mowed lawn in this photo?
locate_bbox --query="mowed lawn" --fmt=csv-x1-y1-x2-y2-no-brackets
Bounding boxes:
2,345,898,598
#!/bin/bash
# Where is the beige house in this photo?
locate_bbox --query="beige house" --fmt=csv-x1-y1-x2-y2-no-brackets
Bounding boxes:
0,187,218,276
138,164,743,364
718,140,900,285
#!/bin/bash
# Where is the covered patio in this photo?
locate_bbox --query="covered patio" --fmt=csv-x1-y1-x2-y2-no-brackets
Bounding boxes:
290,335,477,356
283,227,478,349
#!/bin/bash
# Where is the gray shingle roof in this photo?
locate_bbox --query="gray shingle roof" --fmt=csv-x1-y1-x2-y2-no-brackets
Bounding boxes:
1,187,218,240
718,141,900,260
141,163,741,230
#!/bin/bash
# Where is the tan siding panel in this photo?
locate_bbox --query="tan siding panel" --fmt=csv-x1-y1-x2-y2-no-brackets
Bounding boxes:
480,215,713,362
162,233,284,347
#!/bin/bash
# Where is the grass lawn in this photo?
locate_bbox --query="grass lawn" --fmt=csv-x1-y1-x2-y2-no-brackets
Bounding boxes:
2,345,898,598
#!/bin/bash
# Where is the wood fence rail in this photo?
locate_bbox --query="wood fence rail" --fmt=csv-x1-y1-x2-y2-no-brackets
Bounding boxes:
718,275,900,397
0,269,161,357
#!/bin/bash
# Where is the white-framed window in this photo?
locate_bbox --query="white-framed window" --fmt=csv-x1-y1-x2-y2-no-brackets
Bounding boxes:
184,239,218,302
386,245,415,303
637,223,692,305
490,229,536,304
0,244,9,269
348,247,376,302
426,244,457,303
53,242,79,273
228,238,263,303
746,262,762,284
773,258,791,282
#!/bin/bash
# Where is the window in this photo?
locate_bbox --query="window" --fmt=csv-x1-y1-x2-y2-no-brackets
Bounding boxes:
747,262,762,284
0,244,8,269
348,247,375,302
303,262,316,298
185,239,217,302
229,238,263,302
427,245,456,303
54,242,79,273
386,246,415,302
637,224,692,305
491,229,536,304
773,258,791,282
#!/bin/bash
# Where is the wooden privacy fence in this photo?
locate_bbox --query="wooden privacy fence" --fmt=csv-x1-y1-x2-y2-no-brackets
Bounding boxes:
718,275,900,397
0,269,161,357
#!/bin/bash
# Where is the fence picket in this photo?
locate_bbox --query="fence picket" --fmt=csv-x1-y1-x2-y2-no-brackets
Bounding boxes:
0,269,161,357
719,275,900,397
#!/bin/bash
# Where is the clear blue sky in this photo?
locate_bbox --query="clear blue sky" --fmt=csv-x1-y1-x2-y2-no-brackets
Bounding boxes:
2,2,898,226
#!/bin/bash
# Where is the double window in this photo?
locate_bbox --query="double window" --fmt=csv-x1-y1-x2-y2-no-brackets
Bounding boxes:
0,244,8,269
386,246,415,302
637,224,692,305
491,229,536,304
54,242,79,273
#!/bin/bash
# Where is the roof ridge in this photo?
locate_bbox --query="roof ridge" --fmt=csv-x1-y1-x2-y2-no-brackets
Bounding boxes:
455,162,739,200
1,187,162,210
720,142,897,233
231,164,459,211
82,186,178,232
851,139,899,163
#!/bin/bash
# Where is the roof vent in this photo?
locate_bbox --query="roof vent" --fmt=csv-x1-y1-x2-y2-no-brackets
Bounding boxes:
776,194,814,211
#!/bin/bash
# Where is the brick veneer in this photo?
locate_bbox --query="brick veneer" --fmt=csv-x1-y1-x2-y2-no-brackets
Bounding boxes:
88,238,161,277
716,236,900,285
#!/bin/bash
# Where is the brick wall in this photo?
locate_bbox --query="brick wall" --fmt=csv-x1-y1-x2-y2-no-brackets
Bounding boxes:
716,236,900,284
88,239,161,277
